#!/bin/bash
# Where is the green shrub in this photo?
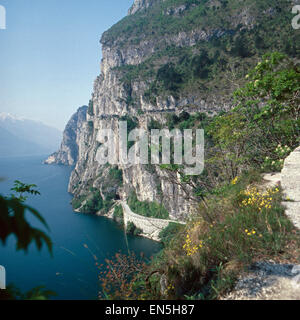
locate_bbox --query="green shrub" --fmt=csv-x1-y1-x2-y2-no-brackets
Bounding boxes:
109,0,299,106
88,100,94,116
88,121,94,132
71,195,86,210
119,115,138,132
77,190,114,214
126,221,142,236
208,52,300,180
148,118,163,130
128,191,169,219
119,115,139,151
159,222,185,246
81,191,103,213
113,205,124,224
108,167,123,185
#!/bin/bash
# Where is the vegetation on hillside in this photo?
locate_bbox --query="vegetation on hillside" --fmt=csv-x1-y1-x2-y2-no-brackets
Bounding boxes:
128,191,170,219
105,0,299,103
72,166,123,214
113,204,124,222
103,0,297,48
98,52,300,300
126,221,143,236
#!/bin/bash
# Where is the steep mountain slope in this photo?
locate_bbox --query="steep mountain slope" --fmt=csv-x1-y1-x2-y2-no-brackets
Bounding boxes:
48,0,300,220
44,106,87,165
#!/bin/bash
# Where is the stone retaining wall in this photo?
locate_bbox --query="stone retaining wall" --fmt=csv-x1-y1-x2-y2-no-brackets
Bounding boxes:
121,201,185,241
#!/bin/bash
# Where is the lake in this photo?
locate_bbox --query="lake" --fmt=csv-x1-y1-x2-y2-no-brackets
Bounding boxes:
0,155,161,299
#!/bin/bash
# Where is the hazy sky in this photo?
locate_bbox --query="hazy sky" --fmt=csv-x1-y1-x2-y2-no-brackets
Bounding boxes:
0,0,133,130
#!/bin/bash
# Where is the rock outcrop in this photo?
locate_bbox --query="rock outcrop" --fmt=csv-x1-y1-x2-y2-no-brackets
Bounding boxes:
222,261,300,300
44,106,87,165
281,146,300,229
128,0,160,15
263,146,300,229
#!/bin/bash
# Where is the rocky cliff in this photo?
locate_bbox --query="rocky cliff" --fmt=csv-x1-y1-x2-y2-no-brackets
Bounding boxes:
48,0,299,221
128,0,160,15
44,106,87,165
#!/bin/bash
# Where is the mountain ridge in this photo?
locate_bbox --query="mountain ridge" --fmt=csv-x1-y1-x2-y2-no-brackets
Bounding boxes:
44,106,87,166
0,112,62,157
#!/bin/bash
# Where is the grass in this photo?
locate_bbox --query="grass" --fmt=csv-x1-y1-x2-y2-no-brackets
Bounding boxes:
159,222,185,246
99,170,299,300
154,170,300,299
96,150,300,300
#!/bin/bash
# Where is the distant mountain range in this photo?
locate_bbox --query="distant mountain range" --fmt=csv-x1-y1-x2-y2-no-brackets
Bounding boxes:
0,113,62,157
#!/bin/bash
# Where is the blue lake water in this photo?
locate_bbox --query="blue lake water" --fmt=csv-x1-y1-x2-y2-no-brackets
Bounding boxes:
0,155,161,299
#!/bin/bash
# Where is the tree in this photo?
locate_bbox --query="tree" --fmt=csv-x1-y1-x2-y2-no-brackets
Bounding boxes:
157,62,182,91
210,52,300,175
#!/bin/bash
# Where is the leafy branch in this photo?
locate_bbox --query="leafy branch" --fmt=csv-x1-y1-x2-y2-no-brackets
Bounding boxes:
0,180,52,254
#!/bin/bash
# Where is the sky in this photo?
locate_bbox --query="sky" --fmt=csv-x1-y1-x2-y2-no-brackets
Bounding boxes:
0,0,133,130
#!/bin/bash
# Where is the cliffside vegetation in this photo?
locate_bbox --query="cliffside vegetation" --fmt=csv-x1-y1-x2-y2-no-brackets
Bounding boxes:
72,166,123,214
105,0,299,102
98,53,300,300
126,221,143,236
113,204,124,223
128,191,169,219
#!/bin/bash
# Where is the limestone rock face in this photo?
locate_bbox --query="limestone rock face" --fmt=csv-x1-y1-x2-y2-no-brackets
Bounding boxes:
44,106,87,165
128,0,159,15
222,261,300,300
281,146,300,229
